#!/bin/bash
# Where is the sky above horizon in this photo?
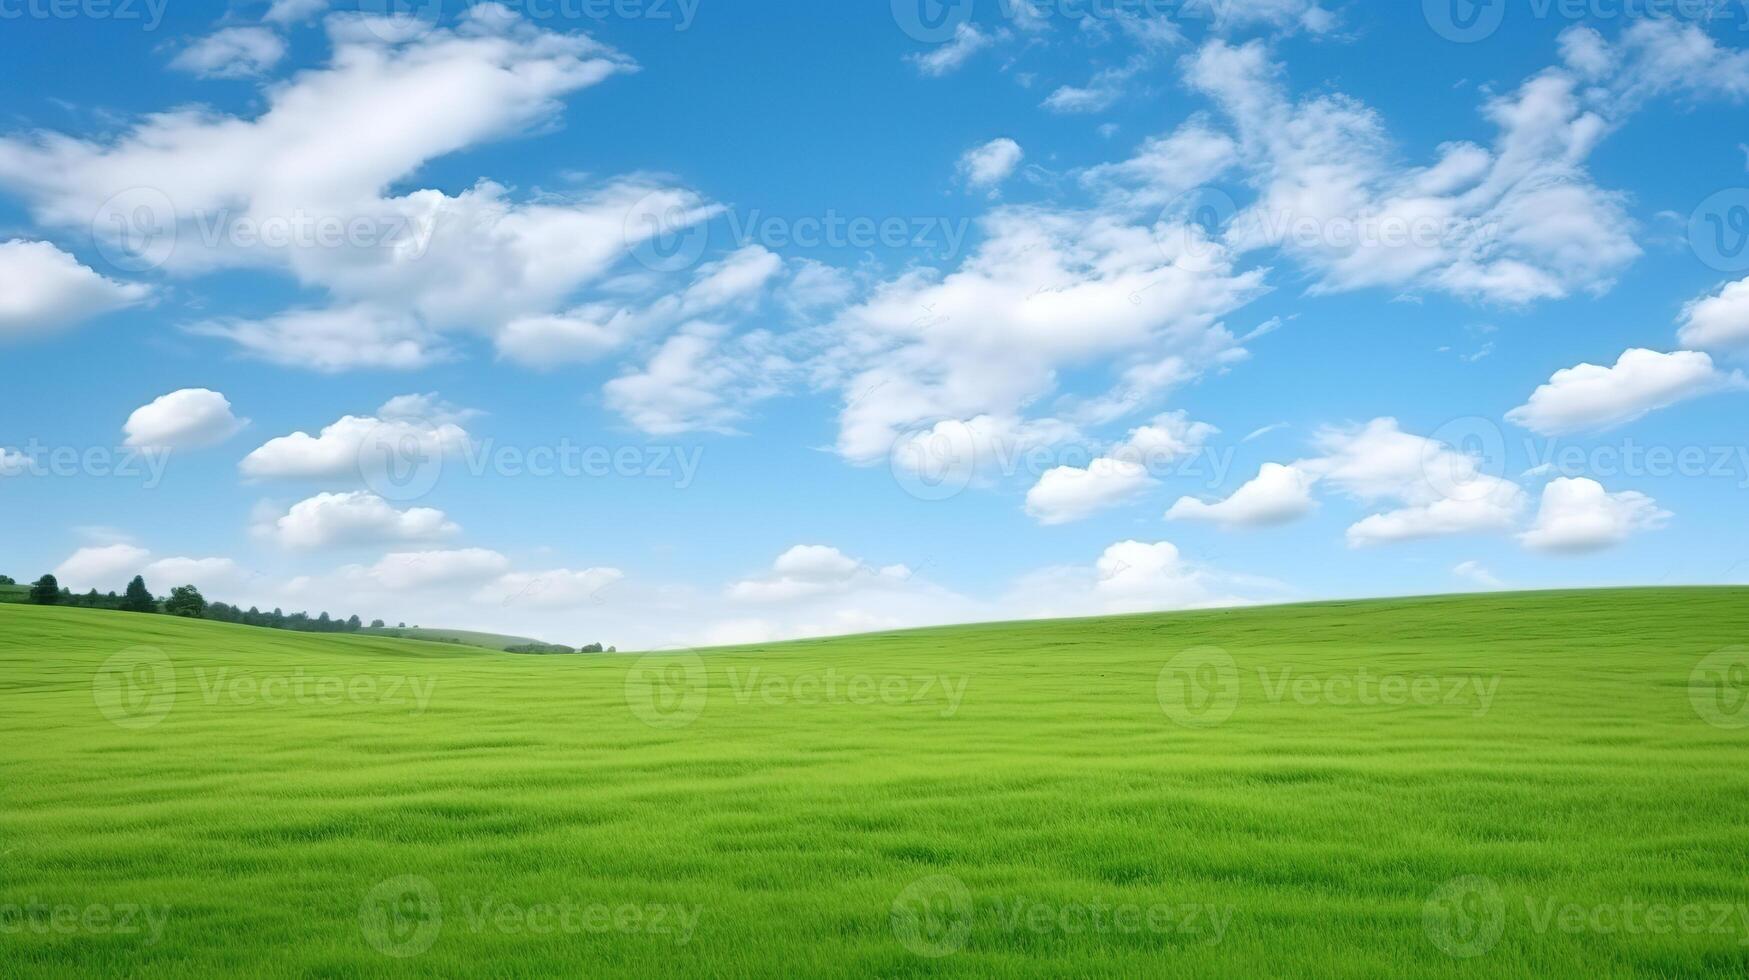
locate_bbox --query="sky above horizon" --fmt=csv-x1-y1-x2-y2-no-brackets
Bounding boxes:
4,0,1749,648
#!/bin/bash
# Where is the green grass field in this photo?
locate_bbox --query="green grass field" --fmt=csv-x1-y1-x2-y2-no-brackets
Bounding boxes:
3,589,1748,977
357,626,547,652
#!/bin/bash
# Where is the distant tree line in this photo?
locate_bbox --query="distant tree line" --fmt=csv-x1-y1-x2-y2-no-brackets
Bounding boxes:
7,571,609,650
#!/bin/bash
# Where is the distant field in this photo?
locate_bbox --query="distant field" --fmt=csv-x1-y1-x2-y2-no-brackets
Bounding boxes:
0,583,28,604
2,589,1748,976
358,626,546,651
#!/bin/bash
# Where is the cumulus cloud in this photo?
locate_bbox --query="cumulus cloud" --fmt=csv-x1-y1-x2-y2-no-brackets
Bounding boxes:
240,398,473,480
727,545,914,603
0,240,149,338
1025,458,1155,525
1678,277,1749,352
170,27,287,78
53,544,245,594
959,138,1024,192
123,388,248,450
1518,477,1669,553
1506,348,1735,435
603,322,791,435
474,568,624,608
258,491,459,550
1167,462,1317,527
342,549,512,591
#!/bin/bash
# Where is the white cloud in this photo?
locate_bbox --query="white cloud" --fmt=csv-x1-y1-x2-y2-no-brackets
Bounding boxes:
727,545,913,603
1043,58,1147,114
240,406,472,480
474,568,624,608
1088,539,1251,613
1452,560,1506,589
260,491,459,550
123,388,248,450
1506,348,1734,435
0,240,149,338
53,544,151,592
264,0,329,24
908,23,994,77
603,322,790,435
170,27,287,78
187,306,446,372
142,557,249,594
347,549,512,591
1167,462,1317,527
1678,277,1749,352
1079,118,1238,211
1518,477,1669,553
959,138,1024,192
1302,418,1527,546
1025,457,1155,525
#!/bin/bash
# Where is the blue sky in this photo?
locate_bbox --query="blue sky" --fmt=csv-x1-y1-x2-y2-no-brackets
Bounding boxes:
4,0,1749,647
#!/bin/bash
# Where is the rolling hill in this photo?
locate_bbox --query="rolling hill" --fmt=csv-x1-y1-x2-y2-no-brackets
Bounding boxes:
2,589,1746,976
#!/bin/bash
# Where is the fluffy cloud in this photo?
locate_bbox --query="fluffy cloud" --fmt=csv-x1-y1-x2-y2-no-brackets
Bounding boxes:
827,206,1263,467
727,545,913,603
343,549,512,591
1180,38,1638,304
259,491,459,550
1167,462,1317,527
474,568,624,608
240,397,473,480
0,240,149,338
1678,277,1749,352
1025,458,1155,525
264,0,328,25
959,138,1024,192
603,322,791,435
170,27,287,78
1518,477,1669,553
188,306,445,373
1303,418,1527,546
52,544,244,594
123,389,248,450
1089,540,1251,613
1506,348,1734,435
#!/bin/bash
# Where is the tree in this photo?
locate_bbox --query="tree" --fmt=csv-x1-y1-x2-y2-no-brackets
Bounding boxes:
120,576,157,613
28,575,60,605
164,585,207,618
370,619,385,629
346,615,362,632
0,575,14,585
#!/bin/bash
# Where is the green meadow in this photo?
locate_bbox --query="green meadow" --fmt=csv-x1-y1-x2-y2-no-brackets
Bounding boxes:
2,588,1747,977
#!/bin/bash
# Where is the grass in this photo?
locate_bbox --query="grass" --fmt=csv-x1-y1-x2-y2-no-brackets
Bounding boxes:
358,626,547,651
2,588,1747,977
0,583,28,604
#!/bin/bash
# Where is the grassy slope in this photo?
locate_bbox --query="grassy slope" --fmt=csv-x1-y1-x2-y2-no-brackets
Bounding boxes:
2,589,1747,977
358,626,547,651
